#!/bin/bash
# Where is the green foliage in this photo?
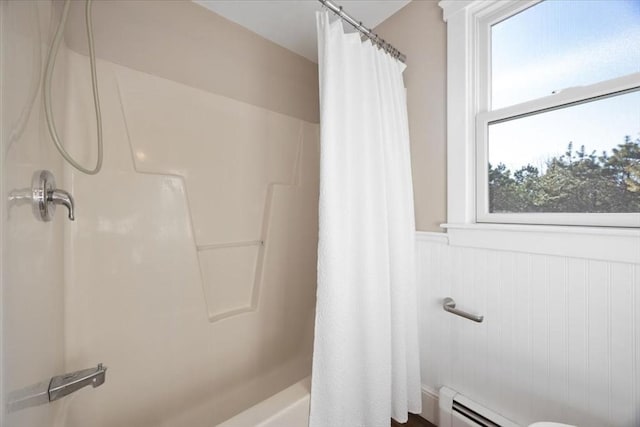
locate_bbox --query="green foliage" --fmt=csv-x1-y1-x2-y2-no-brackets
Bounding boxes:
489,136,640,213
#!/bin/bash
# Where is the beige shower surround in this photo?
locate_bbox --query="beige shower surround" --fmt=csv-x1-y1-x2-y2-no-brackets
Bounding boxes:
62,48,319,426
55,1,320,425
116,61,315,321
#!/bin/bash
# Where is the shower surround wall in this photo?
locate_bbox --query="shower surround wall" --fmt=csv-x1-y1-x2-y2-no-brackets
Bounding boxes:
1,1,67,426
55,2,319,426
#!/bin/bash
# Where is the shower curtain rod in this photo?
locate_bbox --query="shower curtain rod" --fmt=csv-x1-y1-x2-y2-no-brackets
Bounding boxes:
317,0,407,63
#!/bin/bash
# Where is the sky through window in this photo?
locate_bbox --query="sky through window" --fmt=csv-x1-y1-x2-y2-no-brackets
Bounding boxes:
489,0,640,173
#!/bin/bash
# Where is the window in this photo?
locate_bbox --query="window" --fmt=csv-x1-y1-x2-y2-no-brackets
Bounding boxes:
476,0,640,227
484,90,640,214
439,0,640,260
478,80,640,226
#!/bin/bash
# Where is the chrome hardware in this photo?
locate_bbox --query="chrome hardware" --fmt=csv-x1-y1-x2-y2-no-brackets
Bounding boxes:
6,363,107,412
48,188,75,220
48,363,107,402
443,297,484,323
8,170,75,221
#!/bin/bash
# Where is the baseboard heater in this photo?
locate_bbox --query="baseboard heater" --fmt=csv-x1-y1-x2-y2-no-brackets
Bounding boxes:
439,387,520,427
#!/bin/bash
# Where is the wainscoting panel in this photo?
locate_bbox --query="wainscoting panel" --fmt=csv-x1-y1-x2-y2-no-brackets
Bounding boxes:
416,233,639,427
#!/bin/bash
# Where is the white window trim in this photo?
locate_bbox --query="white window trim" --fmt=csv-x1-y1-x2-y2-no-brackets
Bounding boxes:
438,0,640,263
477,73,640,227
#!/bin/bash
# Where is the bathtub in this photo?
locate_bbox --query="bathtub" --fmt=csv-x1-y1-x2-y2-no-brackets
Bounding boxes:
217,377,311,427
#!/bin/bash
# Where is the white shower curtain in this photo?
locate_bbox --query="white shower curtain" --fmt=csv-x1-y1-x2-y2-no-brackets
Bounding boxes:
310,12,421,427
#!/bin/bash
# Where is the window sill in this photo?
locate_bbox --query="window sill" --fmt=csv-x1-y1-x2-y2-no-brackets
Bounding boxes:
440,223,640,264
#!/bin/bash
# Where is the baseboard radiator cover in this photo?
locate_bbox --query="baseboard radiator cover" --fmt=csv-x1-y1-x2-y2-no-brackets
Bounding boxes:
438,387,520,427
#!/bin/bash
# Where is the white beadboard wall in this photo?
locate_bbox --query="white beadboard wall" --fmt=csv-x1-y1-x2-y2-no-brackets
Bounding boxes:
416,232,640,427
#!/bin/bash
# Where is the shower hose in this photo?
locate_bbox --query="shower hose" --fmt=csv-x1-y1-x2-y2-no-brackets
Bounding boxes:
43,0,103,175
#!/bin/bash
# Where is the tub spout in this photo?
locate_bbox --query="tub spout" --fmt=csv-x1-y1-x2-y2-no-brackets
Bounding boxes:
48,363,107,402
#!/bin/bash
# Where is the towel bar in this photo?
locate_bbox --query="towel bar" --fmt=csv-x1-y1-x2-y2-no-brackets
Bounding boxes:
443,297,484,323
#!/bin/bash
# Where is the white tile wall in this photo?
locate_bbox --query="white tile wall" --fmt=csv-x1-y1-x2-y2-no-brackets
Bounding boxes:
417,233,639,427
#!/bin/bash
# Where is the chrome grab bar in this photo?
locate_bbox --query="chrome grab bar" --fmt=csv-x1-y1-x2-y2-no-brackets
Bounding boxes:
442,297,484,323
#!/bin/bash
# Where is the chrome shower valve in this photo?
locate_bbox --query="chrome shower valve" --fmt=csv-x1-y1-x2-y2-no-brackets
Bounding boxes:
9,170,75,221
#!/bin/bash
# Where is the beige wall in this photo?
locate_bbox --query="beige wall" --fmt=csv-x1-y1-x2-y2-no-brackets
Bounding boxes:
64,0,319,124
376,0,447,232
55,2,319,426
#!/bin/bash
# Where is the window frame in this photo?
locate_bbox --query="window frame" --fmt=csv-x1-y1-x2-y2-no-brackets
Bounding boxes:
440,0,640,228
438,0,640,262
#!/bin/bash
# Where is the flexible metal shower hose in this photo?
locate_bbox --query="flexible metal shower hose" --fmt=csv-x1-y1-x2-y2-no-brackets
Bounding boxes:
43,0,103,175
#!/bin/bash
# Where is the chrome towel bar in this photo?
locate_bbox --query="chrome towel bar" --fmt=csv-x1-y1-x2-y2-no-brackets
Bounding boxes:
443,297,484,323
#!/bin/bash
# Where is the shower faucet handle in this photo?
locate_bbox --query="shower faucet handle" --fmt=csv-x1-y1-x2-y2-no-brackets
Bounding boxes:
8,170,75,221
48,188,75,220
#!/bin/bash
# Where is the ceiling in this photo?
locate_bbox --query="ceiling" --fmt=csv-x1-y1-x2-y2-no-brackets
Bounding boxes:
193,0,411,63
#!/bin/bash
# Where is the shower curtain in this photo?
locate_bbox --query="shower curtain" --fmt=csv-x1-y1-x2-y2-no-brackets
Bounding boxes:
310,12,421,427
